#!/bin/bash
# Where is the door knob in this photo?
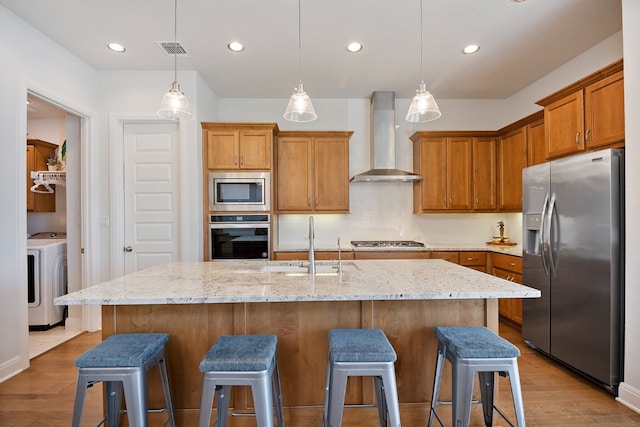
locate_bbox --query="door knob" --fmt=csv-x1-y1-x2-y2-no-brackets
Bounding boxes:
124,246,133,252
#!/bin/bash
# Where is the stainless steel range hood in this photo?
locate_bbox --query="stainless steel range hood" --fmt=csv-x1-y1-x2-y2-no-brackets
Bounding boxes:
350,91,422,182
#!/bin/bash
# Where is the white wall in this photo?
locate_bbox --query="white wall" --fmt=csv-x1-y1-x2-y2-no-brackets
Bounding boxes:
0,5,99,381
619,0,640,412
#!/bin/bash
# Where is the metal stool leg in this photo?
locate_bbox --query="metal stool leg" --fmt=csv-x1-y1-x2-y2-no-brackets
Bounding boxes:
198,377,216,427
452,361,474,427
216,385,232,427
251,374,275,427
381,366,401,427
507,363,526,426
271,357,285,426
122,368,147,427
374,376,388,427
478,371,495,427
157,355,176,427
327,364,349,427
323,362,332,427
71,373,89,427
428,345,445,427
105,380,123,427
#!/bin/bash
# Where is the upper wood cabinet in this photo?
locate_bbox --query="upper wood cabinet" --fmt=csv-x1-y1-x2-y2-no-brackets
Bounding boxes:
412,135,473,212
26,139,57,212
202,123,278,170
526,118,546,166
275,131,352,213
584,70,625,149
497,127,527,211
472,137,497,211
537,60,624,160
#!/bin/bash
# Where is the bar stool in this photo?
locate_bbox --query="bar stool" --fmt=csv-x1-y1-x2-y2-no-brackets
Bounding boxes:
323,328,401,427
72,333,176,427
428,326,525,427
198,334,284,427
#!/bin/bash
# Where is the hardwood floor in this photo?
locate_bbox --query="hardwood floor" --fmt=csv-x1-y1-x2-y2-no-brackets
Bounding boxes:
1,322,639,426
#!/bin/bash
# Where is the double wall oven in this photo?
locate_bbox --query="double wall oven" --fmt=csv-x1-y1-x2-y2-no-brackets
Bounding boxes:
207,171,272,260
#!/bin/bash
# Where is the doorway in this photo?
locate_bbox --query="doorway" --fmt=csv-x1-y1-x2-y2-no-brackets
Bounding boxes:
26,93,82,358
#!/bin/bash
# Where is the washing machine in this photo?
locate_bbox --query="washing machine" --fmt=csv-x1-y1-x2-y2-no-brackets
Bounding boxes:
27,237,67,330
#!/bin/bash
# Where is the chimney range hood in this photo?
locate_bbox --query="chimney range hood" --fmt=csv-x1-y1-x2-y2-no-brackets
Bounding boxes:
350,91,422,182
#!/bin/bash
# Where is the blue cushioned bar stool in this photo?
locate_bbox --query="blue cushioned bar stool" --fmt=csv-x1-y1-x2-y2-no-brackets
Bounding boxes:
72,333,175,427
428,326,525,427
323,329,401,427
198,334,284,427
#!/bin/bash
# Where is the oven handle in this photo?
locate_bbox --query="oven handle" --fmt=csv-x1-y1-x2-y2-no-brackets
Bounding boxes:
209,223,270,229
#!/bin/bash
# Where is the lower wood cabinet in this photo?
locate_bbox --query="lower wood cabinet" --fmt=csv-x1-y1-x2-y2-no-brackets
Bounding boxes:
490,253,523,325
459,251,487,272
353,251,429,260
273,251,354,261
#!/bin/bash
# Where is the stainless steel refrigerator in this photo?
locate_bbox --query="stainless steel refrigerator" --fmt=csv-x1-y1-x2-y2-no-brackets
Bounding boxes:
522,148,624,395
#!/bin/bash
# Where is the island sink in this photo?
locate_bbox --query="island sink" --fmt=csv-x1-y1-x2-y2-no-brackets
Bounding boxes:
260,260,356,275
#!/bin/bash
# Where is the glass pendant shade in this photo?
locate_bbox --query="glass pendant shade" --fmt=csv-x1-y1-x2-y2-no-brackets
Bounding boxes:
284,83,317,122
406,81,441,122
158,81,194,120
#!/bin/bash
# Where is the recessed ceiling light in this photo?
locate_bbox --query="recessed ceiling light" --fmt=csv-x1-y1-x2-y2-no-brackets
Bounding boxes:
347,42,363,53
107,42,126,53
462,44,480,54
227,41,244,52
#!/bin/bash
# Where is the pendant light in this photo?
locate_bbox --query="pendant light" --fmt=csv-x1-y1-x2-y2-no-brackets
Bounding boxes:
406,0,441,123
157,0,194,121
283,0,317,122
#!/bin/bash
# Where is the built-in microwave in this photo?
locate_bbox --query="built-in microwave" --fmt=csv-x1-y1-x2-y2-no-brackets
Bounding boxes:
209,172,270,212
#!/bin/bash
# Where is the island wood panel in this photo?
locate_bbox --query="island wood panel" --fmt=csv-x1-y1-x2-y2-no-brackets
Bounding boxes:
101,298,494,420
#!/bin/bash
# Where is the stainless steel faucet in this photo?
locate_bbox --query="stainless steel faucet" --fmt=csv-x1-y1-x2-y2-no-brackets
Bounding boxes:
308,216,316,274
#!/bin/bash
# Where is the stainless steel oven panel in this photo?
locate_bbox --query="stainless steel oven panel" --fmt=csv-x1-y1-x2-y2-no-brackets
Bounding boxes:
209,171,270,212
209,219,270,260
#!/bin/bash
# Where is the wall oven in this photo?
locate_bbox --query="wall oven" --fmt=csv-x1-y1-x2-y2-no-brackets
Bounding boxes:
209,214,270,260
209,172,270,212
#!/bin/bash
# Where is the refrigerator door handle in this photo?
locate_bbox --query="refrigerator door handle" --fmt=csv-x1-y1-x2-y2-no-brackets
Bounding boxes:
547,192,558,276
539,193,550,276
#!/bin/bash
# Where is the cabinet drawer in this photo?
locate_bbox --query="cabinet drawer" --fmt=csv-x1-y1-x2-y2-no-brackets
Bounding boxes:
430,251,459,263
459,251,486,266
491,253,522,273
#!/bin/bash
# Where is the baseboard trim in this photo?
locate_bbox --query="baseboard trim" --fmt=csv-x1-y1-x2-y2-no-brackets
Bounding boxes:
617,382,640,414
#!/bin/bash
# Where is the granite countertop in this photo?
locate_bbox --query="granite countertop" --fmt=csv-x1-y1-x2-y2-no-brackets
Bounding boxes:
55,259,539,306
275,243,523,257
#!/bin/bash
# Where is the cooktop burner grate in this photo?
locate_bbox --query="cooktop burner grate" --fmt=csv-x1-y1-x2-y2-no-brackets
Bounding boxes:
350,240,425,248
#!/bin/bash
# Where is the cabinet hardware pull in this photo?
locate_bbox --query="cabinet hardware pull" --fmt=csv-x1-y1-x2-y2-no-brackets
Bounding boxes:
308,198,311,207
240,155,244,166
575,131,580,145
234,155,238,166
585,129,591,142
508,262,516,266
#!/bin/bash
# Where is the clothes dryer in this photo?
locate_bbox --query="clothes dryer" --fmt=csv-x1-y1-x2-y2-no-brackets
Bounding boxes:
26,239,67,330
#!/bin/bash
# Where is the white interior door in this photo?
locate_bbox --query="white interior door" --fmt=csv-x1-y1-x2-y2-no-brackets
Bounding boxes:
123,123,180,274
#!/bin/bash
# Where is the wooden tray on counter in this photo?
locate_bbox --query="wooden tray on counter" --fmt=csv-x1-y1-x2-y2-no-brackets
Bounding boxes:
486,241,518,246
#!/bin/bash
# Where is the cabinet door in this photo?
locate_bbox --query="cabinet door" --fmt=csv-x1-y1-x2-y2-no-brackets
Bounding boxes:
447,137,473,210
472,137,497,210
584,70,625,149
526,118,546,166
239,130,272,169
544,91,585,158
313,137,349,211
414,137,447,211
498,127,527,211
206,130,239,169
276,137,313,211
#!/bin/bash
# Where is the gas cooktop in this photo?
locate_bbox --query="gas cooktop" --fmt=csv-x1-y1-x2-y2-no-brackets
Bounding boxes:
350,240,425,248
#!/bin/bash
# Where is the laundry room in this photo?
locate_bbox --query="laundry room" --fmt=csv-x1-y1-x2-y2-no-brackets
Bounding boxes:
25,93,79,358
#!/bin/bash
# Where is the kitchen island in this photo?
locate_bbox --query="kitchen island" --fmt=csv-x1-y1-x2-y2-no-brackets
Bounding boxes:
56,259,539,426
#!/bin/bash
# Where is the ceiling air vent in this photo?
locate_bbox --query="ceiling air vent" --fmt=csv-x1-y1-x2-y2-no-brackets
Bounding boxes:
157,41,188,56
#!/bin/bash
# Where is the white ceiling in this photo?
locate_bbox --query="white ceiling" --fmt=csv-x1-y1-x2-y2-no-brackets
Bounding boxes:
4,0,621,100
